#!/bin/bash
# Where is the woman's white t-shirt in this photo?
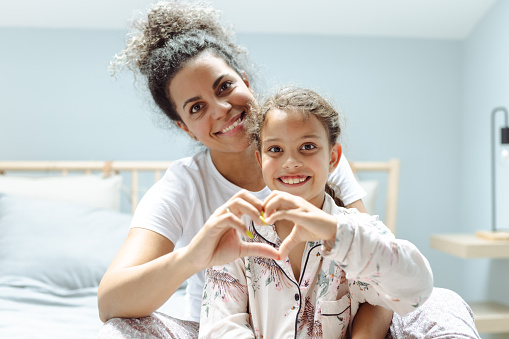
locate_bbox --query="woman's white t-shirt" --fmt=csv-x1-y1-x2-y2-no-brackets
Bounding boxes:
130,149,365,322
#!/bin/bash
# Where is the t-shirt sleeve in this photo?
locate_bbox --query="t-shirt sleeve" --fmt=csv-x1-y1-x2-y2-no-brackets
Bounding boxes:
130,163,194,246
328,154,366,206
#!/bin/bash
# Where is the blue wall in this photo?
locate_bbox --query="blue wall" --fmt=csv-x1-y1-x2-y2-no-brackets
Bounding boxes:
460,0,509,314
1,1,507,330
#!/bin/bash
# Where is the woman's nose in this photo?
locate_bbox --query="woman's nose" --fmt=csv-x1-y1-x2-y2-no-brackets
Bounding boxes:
211,99,232,119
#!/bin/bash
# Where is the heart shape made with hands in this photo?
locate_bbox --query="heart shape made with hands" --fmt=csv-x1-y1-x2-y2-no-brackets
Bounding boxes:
248,190,338,261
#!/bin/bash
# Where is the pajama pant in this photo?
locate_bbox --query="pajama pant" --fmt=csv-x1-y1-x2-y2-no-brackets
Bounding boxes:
98,288,481,339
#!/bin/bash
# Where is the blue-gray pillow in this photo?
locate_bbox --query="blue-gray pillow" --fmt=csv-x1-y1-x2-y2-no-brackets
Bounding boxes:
0,194,130,291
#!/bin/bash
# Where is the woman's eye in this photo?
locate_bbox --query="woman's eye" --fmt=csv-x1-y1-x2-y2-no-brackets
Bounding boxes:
219,81,233,93
268,146,283,153
190,103,203,114
301,144,317,151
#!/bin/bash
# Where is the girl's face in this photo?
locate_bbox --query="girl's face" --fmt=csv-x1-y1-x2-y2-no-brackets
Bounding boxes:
256,109,341,208
168,52,255,155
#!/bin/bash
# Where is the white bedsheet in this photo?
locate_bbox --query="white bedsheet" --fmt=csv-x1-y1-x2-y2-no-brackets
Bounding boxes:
0,277,187,338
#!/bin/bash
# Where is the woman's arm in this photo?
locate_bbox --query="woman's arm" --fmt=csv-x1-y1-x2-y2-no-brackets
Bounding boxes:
345,199,367,213
329,154,367,207
351,303,393,339
98,228,195,322
98,190,279,322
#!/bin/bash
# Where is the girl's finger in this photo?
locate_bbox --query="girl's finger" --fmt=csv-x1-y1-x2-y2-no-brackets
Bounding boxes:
263,191,299,218
278,229,302,262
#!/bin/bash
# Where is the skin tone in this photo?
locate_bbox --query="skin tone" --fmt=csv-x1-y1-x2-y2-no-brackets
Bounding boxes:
97,51,368,323
256,108,392,339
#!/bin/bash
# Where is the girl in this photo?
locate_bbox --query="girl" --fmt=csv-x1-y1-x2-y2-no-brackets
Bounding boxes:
199,87,434,338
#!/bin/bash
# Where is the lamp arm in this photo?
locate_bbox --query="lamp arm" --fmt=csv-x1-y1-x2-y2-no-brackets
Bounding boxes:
491,107,508,232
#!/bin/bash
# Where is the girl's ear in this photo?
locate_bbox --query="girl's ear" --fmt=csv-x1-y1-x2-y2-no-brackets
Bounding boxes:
329,143,342,173
176,121,198,141
255,150,262,168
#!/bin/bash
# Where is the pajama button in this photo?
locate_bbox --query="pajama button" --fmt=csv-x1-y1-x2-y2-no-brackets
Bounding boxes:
295,293,299,301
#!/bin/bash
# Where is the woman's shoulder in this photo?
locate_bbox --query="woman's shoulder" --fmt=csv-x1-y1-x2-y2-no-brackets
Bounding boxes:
164,150,212,183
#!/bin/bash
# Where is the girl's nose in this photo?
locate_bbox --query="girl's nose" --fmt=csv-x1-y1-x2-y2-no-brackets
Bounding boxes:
283,154,303,169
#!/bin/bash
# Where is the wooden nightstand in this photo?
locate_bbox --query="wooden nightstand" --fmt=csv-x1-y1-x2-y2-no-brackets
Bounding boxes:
430,234,509,334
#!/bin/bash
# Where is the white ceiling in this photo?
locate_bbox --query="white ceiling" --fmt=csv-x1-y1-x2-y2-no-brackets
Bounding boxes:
0,0,497,40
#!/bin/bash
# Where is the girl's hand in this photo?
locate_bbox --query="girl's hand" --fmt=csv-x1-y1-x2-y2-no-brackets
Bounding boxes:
186,190,279,271
262,191,337,260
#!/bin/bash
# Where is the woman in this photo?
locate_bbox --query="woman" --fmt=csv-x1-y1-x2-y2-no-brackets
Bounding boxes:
98,1,479,338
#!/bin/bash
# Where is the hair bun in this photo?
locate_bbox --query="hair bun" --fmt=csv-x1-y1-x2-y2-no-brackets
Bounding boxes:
110,0,237,75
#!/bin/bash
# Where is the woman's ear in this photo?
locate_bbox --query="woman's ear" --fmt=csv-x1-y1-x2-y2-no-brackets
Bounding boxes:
241,71,253,94
329,143,342,173
176,121,198,141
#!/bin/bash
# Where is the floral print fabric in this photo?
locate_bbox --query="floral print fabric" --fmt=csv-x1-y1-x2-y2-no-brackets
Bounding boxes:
200,195,433,339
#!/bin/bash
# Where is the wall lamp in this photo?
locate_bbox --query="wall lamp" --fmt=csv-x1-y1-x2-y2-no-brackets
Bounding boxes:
491,107,509,234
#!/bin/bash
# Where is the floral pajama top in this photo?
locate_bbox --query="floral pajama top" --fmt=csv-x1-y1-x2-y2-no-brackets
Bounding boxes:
199,195,433,339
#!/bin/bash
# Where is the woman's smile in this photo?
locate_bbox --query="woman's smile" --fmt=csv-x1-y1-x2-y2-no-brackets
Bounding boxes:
216,112,245,135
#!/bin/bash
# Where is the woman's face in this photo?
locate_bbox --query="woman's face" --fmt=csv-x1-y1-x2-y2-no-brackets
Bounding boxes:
256,109,341,208
168,52,255,155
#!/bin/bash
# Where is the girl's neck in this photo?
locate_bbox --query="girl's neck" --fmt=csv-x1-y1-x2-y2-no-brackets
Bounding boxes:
209,144,266,192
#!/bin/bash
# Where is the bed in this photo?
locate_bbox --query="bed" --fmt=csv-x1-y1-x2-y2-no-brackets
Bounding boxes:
0,159,399,338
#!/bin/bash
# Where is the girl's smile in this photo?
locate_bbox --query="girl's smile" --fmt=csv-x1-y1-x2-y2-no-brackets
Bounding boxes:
278,175,310,186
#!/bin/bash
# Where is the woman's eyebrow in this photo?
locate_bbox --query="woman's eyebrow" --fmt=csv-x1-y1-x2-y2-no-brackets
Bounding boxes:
212,74,226,89
182,74,228,110
183,96,201,110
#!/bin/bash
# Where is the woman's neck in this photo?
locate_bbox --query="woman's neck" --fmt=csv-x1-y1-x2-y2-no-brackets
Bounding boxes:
209,144,266,192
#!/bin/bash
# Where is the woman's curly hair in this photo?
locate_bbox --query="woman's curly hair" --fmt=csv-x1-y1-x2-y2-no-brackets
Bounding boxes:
110,0,251,123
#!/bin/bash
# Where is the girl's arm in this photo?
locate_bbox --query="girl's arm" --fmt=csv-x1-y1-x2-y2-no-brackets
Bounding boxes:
324,209,433,316
199,260,254,338
263,191,433,317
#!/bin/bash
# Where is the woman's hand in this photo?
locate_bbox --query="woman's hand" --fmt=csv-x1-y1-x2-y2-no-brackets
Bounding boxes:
262,191,337,260
185,190,279,271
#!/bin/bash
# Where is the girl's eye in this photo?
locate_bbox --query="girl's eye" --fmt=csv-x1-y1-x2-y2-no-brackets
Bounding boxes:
301,144,317,151
268,146,283,153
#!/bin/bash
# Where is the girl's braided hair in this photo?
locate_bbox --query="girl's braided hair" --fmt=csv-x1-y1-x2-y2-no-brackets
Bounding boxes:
110,1,251,123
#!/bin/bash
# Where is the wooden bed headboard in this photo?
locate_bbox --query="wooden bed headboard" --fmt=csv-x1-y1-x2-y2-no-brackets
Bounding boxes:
0,159,400,233
349,159,400,234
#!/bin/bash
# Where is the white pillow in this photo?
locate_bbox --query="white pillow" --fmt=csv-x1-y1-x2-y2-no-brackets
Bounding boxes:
358,180,378,215
0,174,122,211
0,194,130,290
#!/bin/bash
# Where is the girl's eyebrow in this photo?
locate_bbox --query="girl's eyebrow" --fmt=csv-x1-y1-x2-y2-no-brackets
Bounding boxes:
262,135,321,143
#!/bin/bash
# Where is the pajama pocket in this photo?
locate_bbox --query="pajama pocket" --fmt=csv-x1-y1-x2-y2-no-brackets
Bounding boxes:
317,294,351,339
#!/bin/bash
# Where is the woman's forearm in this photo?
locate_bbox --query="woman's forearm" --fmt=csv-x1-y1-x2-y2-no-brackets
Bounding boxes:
98,245,198,322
